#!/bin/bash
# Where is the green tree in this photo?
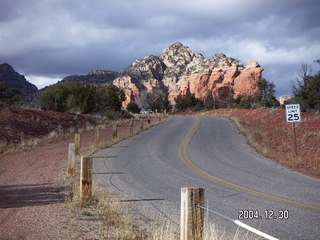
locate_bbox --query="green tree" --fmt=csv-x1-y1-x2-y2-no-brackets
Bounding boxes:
137,89,171,112
66,83,97,113
253,78,280,108
126,102,140,113
203,97,215,110
39,83,126,114
217,88,235,108
232,95,254,109
293,61,320,112
174,92,203,111
0,82,21,105
96,85,126,112
147,89,171,112
39,84,71,112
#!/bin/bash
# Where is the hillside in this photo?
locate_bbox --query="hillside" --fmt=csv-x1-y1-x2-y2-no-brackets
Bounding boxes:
0,102,104,153
0,63,38,102
59,70,118,87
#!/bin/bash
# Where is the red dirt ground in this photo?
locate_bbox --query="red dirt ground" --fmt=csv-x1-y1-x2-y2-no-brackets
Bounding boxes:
0,103,160,239
178,108,320,178
0,102,106,153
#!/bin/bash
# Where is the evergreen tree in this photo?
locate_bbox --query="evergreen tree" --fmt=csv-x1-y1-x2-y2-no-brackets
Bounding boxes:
292,61,320,112
0,83,21,105
253,78,280,108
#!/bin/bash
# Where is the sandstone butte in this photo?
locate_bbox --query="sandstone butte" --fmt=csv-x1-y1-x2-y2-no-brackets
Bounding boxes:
113,42,264,107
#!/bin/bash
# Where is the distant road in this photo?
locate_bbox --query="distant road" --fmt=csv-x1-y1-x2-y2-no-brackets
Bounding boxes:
93,116,320,240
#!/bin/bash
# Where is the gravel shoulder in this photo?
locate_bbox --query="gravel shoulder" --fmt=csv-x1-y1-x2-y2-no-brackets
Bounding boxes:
0,133,76,240
0,117,158,240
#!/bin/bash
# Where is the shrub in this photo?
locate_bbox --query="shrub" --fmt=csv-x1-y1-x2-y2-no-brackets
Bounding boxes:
174,93,203,111
39,83,126,115
0,82,21,105
126,102,140,114
292,61,320,112
104,109,131,120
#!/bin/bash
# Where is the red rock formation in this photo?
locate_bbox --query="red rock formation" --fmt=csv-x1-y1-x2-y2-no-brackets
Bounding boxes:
174,63,263,103
113,43,263,108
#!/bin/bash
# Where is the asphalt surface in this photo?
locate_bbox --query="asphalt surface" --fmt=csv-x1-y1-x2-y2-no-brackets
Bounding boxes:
93,115,320,240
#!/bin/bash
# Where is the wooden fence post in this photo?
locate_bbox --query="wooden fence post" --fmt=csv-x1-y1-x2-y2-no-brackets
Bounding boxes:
180,187,205,240
67,143,76,176
75,133,81,158
129,119,134,135
113,121,118,139
154,112,158,122
94,128,100,149
140,118,144,130
80,156,93,202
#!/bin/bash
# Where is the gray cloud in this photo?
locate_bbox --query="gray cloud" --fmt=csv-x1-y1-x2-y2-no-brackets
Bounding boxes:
0,0,319,93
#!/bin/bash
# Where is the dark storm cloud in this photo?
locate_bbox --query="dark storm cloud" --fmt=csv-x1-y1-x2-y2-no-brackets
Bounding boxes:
0,0,319,93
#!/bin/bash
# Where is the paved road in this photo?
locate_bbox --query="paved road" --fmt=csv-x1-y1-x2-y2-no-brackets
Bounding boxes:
93,116,320,240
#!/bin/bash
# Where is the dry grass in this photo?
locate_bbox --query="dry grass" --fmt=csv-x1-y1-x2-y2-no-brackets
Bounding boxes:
149,221,262,240
65,115,169,239
211,109,320,178
0,122,102,155
150,221,179,240
65,114,265,239
66,183,148,239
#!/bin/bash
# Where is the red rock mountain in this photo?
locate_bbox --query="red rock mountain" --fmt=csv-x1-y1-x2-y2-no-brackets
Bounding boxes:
113,42,263,107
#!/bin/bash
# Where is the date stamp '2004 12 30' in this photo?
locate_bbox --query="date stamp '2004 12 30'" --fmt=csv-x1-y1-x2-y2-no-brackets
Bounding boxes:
238,209,289,220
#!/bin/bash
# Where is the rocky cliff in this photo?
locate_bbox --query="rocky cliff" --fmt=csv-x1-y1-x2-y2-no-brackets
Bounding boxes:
0,63,38,102
113,42,264,107
59,70,118,87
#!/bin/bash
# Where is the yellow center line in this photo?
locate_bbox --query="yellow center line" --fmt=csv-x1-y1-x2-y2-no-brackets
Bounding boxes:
178,117,320,212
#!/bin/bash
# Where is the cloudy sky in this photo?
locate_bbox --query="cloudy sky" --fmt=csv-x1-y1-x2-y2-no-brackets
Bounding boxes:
1,0,319,96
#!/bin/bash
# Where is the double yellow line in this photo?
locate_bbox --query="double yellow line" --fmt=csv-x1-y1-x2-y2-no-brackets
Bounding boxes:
178,117,320,212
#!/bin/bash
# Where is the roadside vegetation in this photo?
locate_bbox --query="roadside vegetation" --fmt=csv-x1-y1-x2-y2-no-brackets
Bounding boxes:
0,102,105,154
289,60,320,112
0,82,21,105
1,60,318,239
135,89,172,113
39,83,128,119
223,109,319,178
174,78,280,112
173,60,320,179
178,108,320,179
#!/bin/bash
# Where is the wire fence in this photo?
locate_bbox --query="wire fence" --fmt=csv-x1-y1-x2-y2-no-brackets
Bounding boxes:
196,205,279,240
68,116,280,240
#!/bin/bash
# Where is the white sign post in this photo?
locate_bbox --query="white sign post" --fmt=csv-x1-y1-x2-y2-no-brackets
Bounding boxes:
285,104,301,156
285,104,301,123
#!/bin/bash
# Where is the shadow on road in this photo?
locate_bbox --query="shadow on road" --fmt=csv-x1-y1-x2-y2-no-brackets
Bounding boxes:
119,198,166,203
92,172,126,175
0,183,66,208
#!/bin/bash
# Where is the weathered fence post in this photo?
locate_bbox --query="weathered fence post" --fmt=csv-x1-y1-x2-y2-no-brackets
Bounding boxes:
112,121,118,139
80,156,93,202
180,187,205,240
94,128,100,149
140,118,144,130
129,119,134,135
75,133,81,158
147,116,151,125
67,143,76,176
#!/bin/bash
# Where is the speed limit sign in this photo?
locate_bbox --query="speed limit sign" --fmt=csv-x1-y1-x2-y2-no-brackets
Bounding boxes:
285,104,301,123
